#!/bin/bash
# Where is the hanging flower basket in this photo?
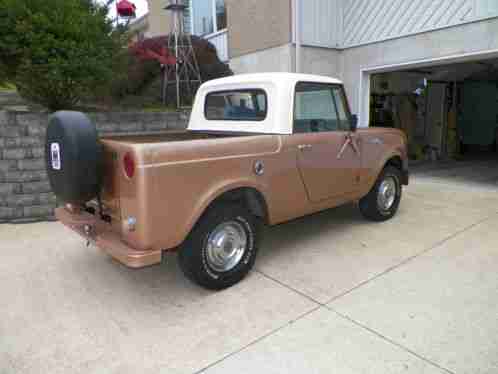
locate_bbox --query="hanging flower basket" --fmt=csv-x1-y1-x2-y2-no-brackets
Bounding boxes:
116,0,136,18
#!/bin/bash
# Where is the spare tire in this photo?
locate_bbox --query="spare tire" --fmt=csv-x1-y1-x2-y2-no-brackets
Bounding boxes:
45,111,103,204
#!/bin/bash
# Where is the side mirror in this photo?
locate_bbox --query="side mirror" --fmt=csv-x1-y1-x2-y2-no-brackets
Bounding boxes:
351,114,358,132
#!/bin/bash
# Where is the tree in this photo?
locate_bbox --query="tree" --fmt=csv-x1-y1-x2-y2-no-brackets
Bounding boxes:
0,0,126,110
107,35,232,107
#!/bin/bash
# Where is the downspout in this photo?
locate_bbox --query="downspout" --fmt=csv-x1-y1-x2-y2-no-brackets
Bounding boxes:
294,0,301,73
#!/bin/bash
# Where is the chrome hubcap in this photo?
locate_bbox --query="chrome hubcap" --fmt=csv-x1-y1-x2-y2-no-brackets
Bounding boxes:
206,221,247,272
377,177,397,211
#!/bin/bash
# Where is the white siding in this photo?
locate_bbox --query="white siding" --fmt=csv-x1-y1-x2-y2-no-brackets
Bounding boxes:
476,0,498,17
299,0,498,49
300,0,341,48
205,30,229,62
343,0,474,47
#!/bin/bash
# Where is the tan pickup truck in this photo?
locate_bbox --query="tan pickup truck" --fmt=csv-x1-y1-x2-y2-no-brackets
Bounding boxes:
46,73,408,289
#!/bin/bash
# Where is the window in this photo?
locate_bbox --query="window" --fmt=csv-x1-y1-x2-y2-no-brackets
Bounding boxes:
216,0,227,30
294,82,352,133
332,87,351,131
205,90,267,121
183,0,192,34
193,0,214,35
192,0,226,35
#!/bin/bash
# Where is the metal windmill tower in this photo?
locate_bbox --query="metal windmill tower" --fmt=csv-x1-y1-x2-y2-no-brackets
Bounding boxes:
163,0,202,108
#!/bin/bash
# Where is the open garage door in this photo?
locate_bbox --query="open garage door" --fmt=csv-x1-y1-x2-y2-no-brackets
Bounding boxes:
369,58,498,159
368,57,498,189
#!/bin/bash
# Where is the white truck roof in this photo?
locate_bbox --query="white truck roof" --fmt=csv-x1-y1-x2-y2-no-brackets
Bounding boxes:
188,73,344,135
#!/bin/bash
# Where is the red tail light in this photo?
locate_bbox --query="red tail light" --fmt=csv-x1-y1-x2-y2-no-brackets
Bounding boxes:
123,152,135,179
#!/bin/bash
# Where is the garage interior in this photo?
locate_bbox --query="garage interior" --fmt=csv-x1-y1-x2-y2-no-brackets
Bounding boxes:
369,58,498,188
370,59,498,159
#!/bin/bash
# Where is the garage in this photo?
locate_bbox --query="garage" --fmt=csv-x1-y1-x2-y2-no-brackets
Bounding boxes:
367,57,498,188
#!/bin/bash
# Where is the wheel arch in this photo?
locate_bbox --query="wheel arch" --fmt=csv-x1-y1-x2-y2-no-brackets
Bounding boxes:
381,152,409,186
365,151,407,193
385,155,403,171
180,182,270,247
206,186,269,224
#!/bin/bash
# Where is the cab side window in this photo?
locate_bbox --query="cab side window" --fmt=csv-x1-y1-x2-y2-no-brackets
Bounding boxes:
293,82,351,133
332,86,352,131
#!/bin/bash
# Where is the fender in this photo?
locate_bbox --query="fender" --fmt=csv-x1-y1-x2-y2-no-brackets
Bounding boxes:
177,178,271,247
365,149,406,193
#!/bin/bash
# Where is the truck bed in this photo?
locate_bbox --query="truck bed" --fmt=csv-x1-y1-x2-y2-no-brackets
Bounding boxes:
101,131,249,144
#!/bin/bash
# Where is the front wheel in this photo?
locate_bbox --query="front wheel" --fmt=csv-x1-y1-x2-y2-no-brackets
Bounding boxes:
178,202,261,290
359,166,402,222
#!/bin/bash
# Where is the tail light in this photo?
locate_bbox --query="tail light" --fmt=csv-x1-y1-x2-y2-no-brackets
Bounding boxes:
123,152,135,179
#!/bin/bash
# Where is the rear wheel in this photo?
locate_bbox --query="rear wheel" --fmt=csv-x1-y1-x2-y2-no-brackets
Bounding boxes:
178,202,261,290
359,166,402,222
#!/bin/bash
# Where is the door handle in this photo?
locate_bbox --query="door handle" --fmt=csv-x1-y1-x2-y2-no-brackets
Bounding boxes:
298,144,313,151
337,134,361,159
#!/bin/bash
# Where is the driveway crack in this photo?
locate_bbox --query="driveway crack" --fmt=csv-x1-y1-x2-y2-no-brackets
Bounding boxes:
255,269,325,306
328,307,458,374
325,213,496,305
193,305,323,374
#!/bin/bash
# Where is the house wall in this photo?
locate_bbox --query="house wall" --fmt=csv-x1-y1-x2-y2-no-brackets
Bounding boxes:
299,0,342,48
230,44,341,77
146,0,174,37
299,46,341,78
128,14,150,43
341,0,476,48
230,44,294,74
225,0,292,59
340,17,498,126
299,0,498,49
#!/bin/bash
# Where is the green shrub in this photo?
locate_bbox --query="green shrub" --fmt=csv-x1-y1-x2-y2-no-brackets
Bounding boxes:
0,0,126,111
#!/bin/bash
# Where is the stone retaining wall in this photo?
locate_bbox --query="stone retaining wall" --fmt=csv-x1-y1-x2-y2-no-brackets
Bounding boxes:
0,110,189,223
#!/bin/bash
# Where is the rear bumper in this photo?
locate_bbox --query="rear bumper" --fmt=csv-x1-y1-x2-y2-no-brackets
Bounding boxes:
55,207,162,268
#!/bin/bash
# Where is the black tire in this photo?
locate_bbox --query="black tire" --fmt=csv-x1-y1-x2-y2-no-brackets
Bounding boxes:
178,202,261,290
45,111,103,204
359,166,402,222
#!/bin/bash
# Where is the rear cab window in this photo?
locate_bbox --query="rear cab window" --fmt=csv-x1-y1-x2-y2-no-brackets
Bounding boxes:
205,89,267,121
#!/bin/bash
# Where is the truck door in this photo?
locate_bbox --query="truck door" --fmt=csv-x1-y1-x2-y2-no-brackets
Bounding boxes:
293,82,361,203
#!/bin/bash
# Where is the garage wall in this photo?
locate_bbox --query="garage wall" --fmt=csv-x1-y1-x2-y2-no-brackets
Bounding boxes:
339,17,498,126
299,0,498,49
342,0,475,48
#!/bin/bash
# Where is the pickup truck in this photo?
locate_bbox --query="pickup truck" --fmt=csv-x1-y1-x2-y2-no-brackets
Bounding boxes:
46,73,409,290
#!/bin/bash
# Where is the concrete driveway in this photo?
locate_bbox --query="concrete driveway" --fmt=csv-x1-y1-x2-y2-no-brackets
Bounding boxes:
2,159,498,374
